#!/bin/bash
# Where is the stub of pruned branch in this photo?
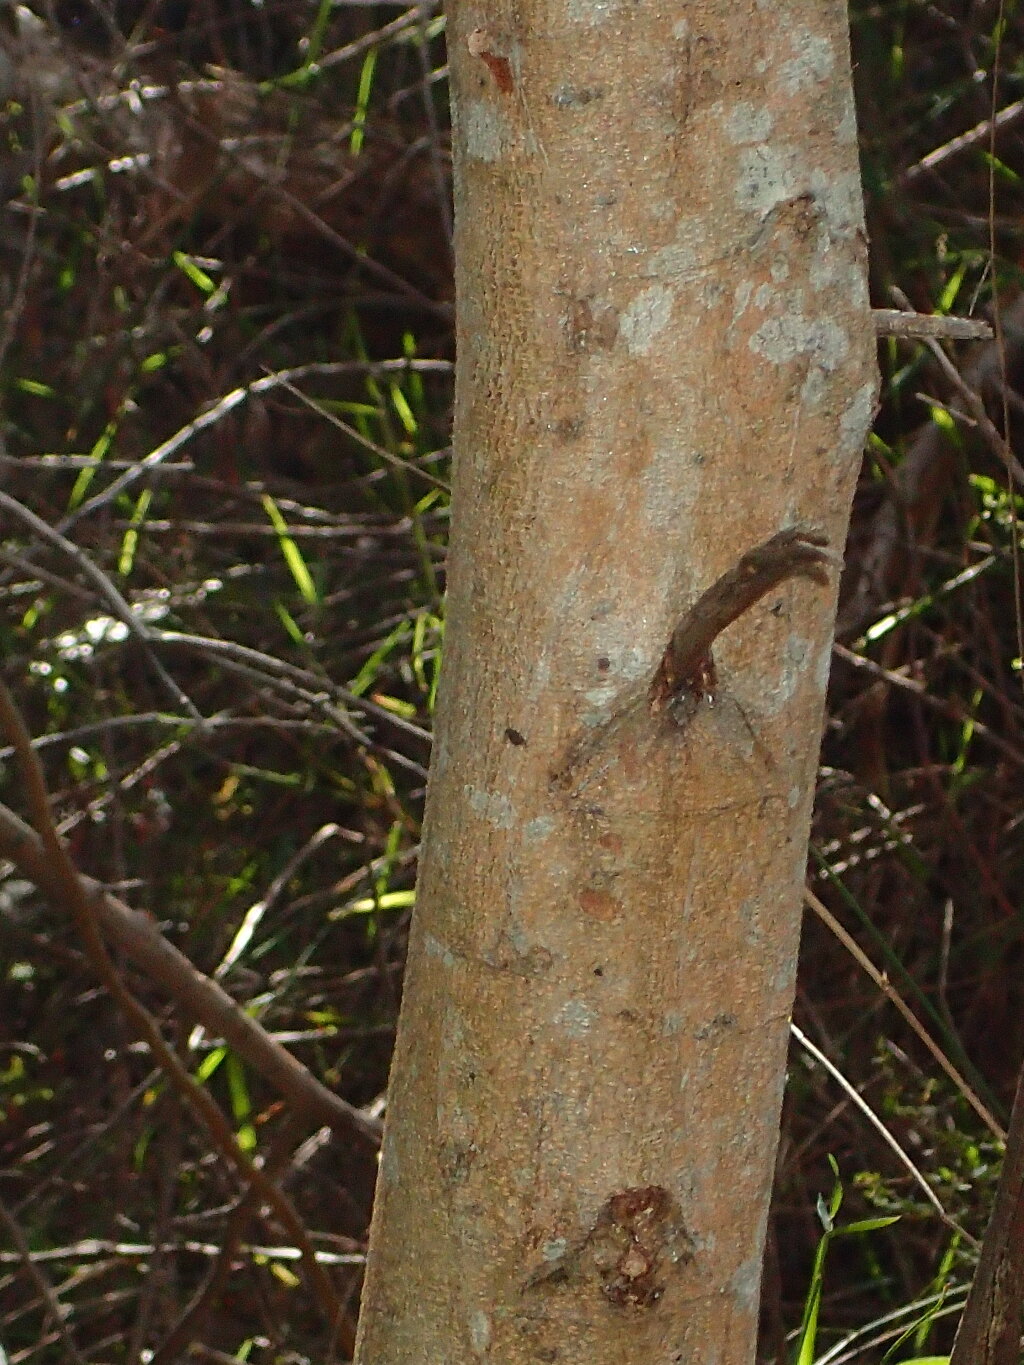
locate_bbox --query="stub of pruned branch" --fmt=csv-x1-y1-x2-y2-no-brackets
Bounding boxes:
871,309,993,341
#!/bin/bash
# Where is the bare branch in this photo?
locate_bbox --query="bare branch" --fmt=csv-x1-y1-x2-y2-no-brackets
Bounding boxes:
899,97,1024,187
872,309,993,341
0,677,363,1336
0,490,201,720
0,1193,88,1364
0,794,380,1148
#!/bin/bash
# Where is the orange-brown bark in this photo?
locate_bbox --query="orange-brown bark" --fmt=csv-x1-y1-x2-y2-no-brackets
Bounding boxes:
355,3,876,1361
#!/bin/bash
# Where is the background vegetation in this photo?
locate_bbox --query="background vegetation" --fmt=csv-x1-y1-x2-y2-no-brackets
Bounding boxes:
0,1,1022,1360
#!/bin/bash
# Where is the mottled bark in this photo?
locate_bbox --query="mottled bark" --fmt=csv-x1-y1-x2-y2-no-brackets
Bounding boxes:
355,3,877,1362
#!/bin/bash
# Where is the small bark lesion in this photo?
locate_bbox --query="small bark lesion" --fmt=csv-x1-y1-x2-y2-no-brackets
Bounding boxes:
467,28,515,94
523,1185,695,1310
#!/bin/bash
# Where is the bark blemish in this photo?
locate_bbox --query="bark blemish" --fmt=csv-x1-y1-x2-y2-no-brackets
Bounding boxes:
467,28,514,94
650,234,700,283
566,296,619,353
467,785,516,829
464,100,512,162
724,101,774,145
579,888,621,921
748,313,848,370
468,1307,492,1354
524,1186,694,1309
555,998,595,1037
778,30,835,95
565,0,623,27
839,382,879,462
524,815,556,841
619,285,673,356
582,680,625,710
552,84,606,108
730,1249,765,1311
734,142,794,216
424,932,457,969
695,1012,737,1041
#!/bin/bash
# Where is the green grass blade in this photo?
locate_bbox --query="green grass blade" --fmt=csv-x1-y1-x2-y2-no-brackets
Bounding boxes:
261,493,319,605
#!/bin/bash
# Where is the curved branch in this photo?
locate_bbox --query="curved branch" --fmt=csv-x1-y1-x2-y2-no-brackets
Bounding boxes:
0,679,365,1336
0,794,380,1149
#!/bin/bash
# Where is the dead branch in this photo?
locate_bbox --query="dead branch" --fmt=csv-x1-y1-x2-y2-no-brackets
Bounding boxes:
0,794,380,1148
872,309,993,341
841,292,1024,634
0,678,360,1339
0,1193,88,1364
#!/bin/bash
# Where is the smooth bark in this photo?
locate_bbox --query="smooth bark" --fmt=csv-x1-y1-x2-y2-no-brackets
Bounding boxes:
355,3,877,1361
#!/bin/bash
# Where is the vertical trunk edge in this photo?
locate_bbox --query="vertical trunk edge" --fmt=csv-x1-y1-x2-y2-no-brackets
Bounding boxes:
355,3,877,1362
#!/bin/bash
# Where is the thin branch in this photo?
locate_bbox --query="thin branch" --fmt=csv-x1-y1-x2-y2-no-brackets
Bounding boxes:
0,108,43,376
0,793,380,1147
155,628,433,750
899,97,1024,187
0,711,338,763
0,1193,88,1365
832,639,1024,773
890,288,1024,489
271,370,451,493
214,823,346,982
804,887,1004,1140
872,308,993,341
319,2,435,71
0,679,359,1335
0,1238,363,1267
790,1022,977,1246
147,1117,361,1365
0,490,201,720
921,335,1024,488
0,361,452,556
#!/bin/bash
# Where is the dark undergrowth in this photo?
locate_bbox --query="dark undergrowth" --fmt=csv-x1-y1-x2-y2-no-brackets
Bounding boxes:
0,2,1021,1361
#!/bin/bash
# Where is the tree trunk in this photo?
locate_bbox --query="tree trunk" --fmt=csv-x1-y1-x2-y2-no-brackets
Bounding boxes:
354,3,877,1361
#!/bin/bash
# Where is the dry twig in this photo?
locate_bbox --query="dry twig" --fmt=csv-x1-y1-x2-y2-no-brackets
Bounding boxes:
0,678,371,1342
